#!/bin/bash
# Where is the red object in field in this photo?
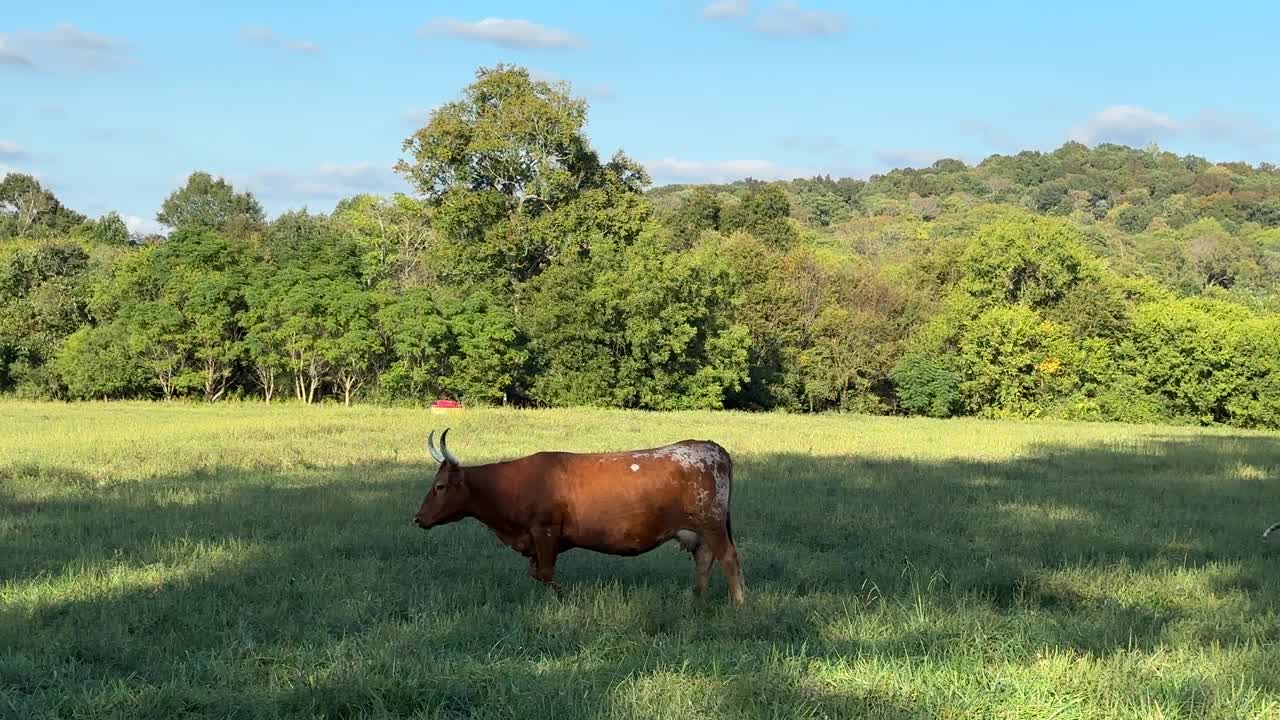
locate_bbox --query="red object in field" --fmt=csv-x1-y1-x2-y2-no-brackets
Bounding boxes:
431,399,462,415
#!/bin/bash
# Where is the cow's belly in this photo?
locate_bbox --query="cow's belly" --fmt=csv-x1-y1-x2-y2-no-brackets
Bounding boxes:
564,505,683,556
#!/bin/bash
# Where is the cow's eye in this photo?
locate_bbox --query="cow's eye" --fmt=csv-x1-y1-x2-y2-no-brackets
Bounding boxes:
434,483,446,492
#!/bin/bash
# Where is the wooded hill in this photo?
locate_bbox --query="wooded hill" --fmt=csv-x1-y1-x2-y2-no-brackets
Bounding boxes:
3,64,1278,428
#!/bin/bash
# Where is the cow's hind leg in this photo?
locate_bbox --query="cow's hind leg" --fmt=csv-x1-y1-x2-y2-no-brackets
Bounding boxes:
677,530,714,596
703,523,746,605
693,543,714,596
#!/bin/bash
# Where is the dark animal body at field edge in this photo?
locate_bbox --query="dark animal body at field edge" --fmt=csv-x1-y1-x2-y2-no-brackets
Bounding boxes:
413,430,746,604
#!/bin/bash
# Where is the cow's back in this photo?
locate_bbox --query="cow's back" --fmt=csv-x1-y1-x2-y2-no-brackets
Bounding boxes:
551,441,731,555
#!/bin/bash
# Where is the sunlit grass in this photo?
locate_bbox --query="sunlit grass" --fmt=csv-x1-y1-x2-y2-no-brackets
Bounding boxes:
2,400,1279,718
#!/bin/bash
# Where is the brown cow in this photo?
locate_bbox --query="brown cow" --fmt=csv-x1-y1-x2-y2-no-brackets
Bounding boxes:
412,428,746,604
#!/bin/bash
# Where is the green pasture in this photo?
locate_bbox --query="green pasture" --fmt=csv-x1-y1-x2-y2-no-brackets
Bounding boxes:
2,401,1279,718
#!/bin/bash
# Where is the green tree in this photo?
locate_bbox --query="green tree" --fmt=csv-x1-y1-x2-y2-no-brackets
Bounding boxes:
0,173,86,239
331,193,433,290
958,214,1103,308
0,240,94,397
957,305,1083,418
441,292,525,405
54,324,147,400
891,353,961,418
244,271,336,404
156,172,265,236
721,184,798,247
397,64,600,215
86,212,130,246
321,285,382,406
375,288,452,402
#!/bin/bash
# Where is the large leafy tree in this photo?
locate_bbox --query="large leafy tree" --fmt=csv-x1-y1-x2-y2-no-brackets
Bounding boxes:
396,64,600,214
156,172,265,236
396,64,651,290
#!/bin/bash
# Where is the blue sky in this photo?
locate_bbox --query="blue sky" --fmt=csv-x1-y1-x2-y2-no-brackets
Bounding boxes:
3,1,1277,234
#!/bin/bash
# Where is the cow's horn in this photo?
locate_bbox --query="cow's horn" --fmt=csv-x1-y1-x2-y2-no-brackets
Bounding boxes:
427,430,445,463
440,428,461,466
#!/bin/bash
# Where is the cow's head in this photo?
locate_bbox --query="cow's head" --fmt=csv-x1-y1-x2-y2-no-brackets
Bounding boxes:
413,428,469,530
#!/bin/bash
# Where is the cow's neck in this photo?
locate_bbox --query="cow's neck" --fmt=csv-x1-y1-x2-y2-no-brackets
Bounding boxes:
461,465,529,547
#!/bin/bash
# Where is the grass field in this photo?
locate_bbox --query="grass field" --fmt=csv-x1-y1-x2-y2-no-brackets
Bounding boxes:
3,401,1280,719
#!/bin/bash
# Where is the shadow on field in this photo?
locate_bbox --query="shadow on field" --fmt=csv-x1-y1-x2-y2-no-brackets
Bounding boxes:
3,432,1280,716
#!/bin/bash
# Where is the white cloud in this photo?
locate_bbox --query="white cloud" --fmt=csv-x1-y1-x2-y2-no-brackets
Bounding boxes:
645,156,811,183
1067,105,1178,146
754,2,847,37
123,214,167,237
1066,105,1274,150
0,140,29,162
0,24,135,72
240,25,321,56
418,18,586,50
703,0,750,19
245,162,405,199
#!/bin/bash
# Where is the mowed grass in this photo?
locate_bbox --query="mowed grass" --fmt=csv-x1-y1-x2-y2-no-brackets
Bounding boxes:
3,401,1280,719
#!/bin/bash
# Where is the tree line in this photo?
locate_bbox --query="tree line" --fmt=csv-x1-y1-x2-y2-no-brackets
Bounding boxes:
3,64,1279,428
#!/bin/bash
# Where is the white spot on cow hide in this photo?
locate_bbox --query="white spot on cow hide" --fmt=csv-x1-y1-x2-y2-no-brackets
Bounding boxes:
630,463,639,472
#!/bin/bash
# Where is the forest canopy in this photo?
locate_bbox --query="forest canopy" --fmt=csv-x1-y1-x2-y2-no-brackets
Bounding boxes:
4,64,1280,429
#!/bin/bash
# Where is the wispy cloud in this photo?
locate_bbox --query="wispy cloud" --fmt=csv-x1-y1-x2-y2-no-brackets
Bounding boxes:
645,156,813,183
0,24,135,72
0,38,34,68
1190,110,1274,148
754,2,847,37
418,18,586,50
240,25,321,55
703,0,750,19
1067,105,1274,150
874,149,962,169
1067,105,1178,147
0,140,29,162
245,162,405,200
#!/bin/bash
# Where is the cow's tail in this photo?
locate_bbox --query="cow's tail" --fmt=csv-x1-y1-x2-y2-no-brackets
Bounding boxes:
1264,522,1280,540
724,445,736,546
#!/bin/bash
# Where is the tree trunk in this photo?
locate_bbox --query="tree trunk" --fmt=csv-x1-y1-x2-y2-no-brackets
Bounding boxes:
254,364,275,402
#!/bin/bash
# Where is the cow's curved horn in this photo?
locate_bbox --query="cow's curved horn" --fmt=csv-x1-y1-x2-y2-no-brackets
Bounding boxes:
427,430,445,463
439,428,461,466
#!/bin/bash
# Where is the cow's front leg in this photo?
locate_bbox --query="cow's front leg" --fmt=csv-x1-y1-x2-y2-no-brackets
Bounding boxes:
529,524,562,597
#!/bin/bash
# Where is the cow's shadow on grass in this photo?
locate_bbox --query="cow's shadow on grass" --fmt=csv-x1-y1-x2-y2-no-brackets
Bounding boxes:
3,432,1280,717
